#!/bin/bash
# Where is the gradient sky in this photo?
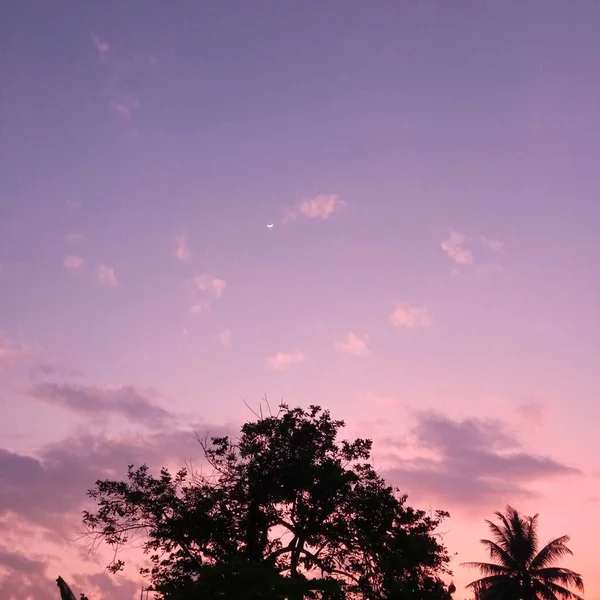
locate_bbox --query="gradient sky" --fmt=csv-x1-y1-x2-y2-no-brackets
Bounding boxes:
2,1,600,598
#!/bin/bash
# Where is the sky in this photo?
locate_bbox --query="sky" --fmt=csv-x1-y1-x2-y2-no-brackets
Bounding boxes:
1,0,600,598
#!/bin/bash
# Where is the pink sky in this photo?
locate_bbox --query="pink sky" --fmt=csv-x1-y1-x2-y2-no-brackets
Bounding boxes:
1,1,600,598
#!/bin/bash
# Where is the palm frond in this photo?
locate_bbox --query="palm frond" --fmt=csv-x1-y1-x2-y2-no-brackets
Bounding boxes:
461,561,511,576
467,574,520,600
485,520,511,550
493,508,516,546
526,513,540,557
480,539,519,569
535,567,584,592
532,579,561,600
530,536,573,570
544,580,585,600
465,575,509,590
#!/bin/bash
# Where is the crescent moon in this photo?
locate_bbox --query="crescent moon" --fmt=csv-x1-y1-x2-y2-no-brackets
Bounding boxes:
267,223,274,228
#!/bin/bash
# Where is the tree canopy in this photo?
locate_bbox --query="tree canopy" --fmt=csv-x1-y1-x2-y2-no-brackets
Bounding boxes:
82,404,453,599
462,505,584,600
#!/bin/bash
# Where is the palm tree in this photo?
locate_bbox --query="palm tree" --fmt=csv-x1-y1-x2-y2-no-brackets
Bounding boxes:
462,505,584,600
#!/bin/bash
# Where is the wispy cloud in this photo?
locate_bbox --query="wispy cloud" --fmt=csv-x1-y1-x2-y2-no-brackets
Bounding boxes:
28,361,83,381
28,382,173,428
450,262,506,281
174,233,190,262
0,332,34,371
265,350,304,371
441,230,506,277
390,304,432,328
477,235,506,252
95,264,118,287
0,423,235,534
0,548,54,600
382,412,579,507
517,398,545,426
216,329,232,346
91,33,109,58
441,230,474,265
188,274,226,315
284,194,345,222
66,233,85,243
335,332,369,356
62,255,84,270
110,98,139,122
64,200,82,211
194,274,226,298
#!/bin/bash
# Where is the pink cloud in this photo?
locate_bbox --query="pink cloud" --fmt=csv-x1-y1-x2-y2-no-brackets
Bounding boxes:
477,235,505,252
382,411,580,508
284,194,345,222
517,398,545,426
265,350,304,371
335,332,369,356
390,304,432,328
194,274,226,298
174,233,190,262
65,233,84,243
189,274,226,315
28,382,173,428
216,329,231,346
441,230,474,265
62,255,84,270
95,265,118,287
0,332,34,370
91,33,109,58
110,103,133,121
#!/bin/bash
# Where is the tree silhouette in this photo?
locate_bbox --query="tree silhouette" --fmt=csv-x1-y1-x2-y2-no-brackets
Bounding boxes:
462,505,584,600
82,403,452,599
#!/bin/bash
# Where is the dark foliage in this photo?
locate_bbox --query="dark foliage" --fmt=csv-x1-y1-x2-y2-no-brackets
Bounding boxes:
83,404,452,599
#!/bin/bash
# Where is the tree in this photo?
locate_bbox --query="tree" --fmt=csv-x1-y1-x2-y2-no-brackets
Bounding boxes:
83,403,453,599
462,505,584,600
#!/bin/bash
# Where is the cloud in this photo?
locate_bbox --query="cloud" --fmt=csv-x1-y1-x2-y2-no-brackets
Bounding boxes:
194,275,226,297
70,572,138,600
390,304,432,328
91,33,109,58
441,230,506,277
174,233,190,262
517,398,545,425
0,547,46,576
189,274,226,313
66,233,85,243
382,412,579,507
335,332,369,356
0,548,53,600
0,424,234,534
477,235,505,252
62,255,84,270
441,230,474,265
28,362,83,381
265,351,304,371
284,194,345,222
216,329,231,346
0,332,34,370
65,200,82,211
95,264,117,287
28,382,173,428
0,415,236,599
110,100,139,121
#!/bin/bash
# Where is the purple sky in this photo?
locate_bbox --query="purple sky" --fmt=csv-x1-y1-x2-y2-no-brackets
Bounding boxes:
1,2,600,599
